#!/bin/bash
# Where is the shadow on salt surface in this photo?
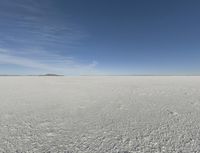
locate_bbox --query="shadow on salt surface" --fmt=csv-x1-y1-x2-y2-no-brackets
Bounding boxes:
161,107,179,117
166,109,179,116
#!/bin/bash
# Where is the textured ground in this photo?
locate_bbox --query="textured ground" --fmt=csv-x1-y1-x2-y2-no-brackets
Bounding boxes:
0,76,200,153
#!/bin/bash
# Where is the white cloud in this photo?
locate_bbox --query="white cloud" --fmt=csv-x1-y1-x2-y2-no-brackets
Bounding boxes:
0,48,98,75
0,0,88,49
0,1,98,75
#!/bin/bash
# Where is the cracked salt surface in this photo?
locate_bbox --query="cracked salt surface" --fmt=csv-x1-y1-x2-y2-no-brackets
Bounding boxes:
0,76,200,152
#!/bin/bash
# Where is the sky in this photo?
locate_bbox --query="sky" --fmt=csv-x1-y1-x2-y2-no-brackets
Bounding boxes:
0,0,200,75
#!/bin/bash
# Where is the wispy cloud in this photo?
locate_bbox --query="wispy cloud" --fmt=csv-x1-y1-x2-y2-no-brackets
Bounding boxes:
0,0,98,75
0,48,98,75
0,0,87,49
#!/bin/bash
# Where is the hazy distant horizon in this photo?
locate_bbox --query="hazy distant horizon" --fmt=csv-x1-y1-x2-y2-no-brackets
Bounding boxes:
1,73,200,77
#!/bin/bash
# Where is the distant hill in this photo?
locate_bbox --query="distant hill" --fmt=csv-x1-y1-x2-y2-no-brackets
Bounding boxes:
40,74,64,76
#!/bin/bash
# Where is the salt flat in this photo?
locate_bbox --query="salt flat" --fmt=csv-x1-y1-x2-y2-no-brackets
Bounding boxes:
0,76,200,153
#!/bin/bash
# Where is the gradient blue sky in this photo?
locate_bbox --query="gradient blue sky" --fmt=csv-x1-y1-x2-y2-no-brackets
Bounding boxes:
0,0,200,75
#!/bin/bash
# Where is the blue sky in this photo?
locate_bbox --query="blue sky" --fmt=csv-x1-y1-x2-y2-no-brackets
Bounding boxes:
0,0,200,75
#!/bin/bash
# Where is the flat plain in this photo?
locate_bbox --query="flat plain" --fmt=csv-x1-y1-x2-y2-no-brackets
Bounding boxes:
1,76,200,153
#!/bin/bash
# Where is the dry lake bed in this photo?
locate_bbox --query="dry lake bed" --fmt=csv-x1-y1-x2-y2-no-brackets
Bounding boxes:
1,76,200,153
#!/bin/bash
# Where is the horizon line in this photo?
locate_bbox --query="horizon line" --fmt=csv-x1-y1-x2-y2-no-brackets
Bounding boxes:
1,74,200,76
